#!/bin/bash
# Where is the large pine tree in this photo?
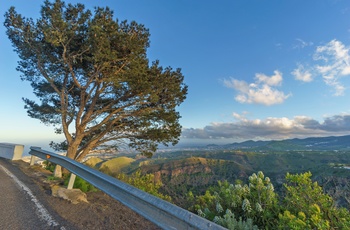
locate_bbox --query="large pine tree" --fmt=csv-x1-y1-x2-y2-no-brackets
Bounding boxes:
4,0,187,161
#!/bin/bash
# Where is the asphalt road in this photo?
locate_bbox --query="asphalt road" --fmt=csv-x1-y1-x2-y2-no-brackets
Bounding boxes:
0,158,67,230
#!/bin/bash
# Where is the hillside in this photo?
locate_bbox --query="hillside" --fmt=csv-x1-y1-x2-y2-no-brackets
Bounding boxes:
83,134,350,209
84,157,103,167
137,156,253,207
214,134,350,151
134,149,350,209
85,156,135,175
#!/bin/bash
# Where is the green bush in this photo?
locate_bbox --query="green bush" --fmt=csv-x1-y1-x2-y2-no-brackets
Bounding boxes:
43,160,56,172
117,170,172,202
279,171,350,229
190,171,350,229
64,175,98,193
213,209,258,230
191,171,279,229
96,165,171,202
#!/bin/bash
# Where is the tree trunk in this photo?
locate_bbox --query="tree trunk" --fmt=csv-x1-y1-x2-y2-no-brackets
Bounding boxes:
66,139,82,160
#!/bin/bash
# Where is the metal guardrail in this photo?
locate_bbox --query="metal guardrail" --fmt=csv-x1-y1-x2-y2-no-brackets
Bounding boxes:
0,143,24,160
29,147,227,230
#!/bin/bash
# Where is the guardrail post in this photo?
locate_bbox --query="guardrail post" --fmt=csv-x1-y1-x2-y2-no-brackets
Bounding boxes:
30,156,36,166
30,147,41,166
67,173,76,189
54,165,62,178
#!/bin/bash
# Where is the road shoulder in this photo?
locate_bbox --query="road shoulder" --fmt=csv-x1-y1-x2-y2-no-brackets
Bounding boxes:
2,158,160,230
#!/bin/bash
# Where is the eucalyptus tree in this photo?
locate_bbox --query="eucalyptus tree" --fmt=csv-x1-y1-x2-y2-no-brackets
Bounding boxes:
4,0,187,161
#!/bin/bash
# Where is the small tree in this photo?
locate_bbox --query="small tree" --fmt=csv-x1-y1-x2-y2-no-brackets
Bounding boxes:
4,0,187,161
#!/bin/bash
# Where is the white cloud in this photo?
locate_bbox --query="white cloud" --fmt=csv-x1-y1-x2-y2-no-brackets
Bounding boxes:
314,39,350,95
316,65,334,74
341,66,350,75
292,39,350,96
294,38,313,49
292,64,313,82
255,70,283,86
182,114,350,141
224,71,291,106
315,40,350,62
233,112,248,121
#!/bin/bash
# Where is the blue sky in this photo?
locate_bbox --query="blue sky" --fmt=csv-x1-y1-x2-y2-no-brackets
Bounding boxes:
2,0,350,152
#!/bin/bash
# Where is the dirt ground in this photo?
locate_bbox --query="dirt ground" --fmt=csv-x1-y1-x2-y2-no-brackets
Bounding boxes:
10,159,161,230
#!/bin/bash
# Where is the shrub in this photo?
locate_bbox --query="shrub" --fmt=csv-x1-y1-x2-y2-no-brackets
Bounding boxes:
64,175,98,193
213,209,258,230
117,170,172,202
43,160,56,172
191,171,279,229
190,171,350,229
279,171,350,229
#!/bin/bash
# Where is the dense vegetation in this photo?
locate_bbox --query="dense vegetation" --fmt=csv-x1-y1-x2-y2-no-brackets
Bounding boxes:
189,171,350,229
48,143,350,229
86,157,171,201
116,171,172,202
127,149,350,212
84,150,350,229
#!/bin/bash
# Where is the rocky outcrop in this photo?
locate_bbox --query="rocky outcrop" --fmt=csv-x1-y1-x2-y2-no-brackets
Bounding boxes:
51,185,88,204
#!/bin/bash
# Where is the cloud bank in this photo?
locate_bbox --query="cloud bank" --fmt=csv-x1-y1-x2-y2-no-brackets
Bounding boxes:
182,114,350,142
292,39,350,96
224,71,291,106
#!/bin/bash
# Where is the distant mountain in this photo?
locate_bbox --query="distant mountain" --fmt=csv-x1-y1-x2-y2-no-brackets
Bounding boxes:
206,135,350,151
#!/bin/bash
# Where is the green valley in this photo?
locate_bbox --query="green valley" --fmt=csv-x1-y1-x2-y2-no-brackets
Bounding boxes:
82,135,350,229
85,151,350,208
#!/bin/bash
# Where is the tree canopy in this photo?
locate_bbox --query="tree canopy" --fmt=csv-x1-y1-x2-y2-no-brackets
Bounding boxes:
4,0,187,161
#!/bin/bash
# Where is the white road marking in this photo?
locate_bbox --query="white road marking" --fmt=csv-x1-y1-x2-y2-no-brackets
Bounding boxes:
0,164,65,229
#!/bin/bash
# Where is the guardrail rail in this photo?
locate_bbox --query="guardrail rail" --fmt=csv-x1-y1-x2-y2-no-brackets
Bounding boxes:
29,147,227,230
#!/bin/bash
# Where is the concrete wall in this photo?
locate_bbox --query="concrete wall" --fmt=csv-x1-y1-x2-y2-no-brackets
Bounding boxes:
0,143,24,160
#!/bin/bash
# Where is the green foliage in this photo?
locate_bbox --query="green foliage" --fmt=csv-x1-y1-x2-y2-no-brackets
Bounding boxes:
4,0,187,161
96,163,171,201
46,175,61,181
213,210,258,230
43,160,56,172
279,171,350,229
192,171,279,229
283,172,332,213
64,175,98,193
278,210,309,229
191,171,350,229
150,149,350,209
117,170,172,202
